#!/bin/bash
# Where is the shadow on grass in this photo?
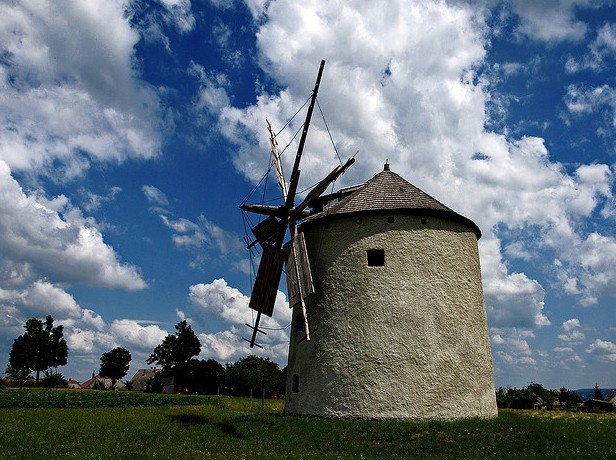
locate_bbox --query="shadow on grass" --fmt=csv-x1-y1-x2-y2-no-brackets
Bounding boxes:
168,413,242,438
169,413,209,425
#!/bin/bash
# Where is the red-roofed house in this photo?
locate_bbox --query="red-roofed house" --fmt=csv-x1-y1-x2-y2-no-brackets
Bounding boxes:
80,373,124,390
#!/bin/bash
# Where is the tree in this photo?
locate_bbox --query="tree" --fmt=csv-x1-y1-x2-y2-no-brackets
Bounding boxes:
495,383,558,409
182,358,225,394
100,347,132,389
6,336,34,385
6,315,68,384
526,382,558,408
495,387,508,408
147,320,201,373
592,384,604,400
559,387,582,409
225,355,284,397
41,370,68,389
145,373,164,393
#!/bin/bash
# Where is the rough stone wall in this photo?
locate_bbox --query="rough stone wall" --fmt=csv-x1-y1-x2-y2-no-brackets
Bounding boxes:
284,213,498,420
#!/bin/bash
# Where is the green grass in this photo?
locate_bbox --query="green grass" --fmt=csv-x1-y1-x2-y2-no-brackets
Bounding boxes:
0,391,615,459
0,387,217,408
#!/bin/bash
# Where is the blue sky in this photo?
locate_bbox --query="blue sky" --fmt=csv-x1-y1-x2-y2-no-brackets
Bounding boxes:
1,0,615,390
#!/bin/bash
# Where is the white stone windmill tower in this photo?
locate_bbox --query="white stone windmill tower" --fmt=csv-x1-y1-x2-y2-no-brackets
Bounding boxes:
241,61,497,421
284,165,497,420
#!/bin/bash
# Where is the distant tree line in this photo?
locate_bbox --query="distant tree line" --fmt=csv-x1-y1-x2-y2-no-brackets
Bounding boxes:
3,316,285,396
496,383,583,410
144,320,284,397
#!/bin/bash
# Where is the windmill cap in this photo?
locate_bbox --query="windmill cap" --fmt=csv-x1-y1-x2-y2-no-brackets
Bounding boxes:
302,167,481,239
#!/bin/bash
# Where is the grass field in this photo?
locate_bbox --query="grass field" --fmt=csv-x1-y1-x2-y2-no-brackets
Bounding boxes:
0,387,218,409
0,390,615,459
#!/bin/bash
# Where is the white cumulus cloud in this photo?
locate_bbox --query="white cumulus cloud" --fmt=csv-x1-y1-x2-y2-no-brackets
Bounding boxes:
0,160,146,291
512,0,588,43
557,318,585,343
108,319,170,350
189,278,291,363
0,0,165,179
586,339,616,362
142,185,170,207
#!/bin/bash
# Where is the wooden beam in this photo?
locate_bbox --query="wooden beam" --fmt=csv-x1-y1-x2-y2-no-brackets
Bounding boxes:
284,232,314,309
293,154,356,216
283,59,326,218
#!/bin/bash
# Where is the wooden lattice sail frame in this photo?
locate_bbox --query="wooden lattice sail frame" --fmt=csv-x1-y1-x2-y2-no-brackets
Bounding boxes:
240,60,355,348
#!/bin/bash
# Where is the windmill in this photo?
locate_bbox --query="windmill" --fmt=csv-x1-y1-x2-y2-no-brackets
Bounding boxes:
240,60,355,348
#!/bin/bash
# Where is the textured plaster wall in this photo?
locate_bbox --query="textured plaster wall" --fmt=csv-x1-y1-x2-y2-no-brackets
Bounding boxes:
285,213,498,420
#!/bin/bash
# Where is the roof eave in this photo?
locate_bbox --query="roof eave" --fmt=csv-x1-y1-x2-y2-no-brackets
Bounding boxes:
301,208,482,239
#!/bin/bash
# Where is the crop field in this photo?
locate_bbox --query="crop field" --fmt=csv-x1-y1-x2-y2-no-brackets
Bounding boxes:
0,387,218,409
0,389,615,459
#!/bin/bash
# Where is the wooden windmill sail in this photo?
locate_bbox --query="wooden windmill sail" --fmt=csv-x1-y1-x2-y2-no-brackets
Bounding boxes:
240,60,355,348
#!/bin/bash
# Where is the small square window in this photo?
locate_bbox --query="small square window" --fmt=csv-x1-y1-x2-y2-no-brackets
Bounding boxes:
367,249,385,266
421,218,427,225
387,216,395,223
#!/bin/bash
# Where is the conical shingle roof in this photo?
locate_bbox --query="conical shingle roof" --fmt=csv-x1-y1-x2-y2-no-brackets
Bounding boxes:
303,165,481,239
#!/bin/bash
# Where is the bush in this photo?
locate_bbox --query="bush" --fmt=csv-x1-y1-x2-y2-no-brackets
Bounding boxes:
41,370,68,389
559,387,582,409
145,374,164,393
91,380,107,391
497,383,581,410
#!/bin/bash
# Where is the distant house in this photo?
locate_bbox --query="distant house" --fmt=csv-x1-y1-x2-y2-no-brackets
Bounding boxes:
532,396,546,411
129,368,159,392
586,399,614,412
602,390,616,411
80,373,124,390
160,376,189,394
127,369,189,394
582,389,616,412
67,379,81,389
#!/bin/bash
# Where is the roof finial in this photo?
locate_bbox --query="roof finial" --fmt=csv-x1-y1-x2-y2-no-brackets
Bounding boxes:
384,161,390,171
